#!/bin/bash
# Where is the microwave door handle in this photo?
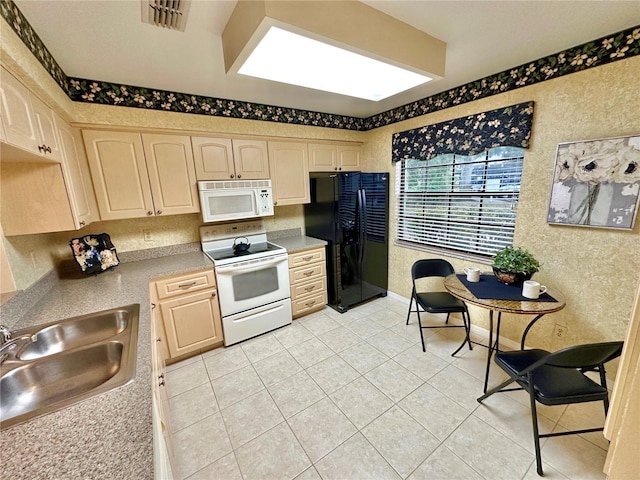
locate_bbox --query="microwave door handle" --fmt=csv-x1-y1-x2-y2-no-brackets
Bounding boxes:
215,256,287,273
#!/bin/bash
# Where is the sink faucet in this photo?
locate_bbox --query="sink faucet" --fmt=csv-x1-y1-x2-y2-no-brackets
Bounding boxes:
0,325,11,345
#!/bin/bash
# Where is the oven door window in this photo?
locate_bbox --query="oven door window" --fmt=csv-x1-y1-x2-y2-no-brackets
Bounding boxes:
232,266,279,301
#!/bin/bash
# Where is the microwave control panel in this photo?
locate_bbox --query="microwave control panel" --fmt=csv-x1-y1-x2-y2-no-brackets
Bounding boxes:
257,188,274,215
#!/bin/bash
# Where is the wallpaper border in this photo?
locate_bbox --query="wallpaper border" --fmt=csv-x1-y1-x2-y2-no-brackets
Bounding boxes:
1,1,638,132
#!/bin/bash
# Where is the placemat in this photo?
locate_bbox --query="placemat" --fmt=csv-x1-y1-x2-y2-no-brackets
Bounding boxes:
457,274,557,302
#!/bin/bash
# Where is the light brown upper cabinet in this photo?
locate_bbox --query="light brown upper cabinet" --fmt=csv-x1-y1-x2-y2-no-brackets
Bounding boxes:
308,143,361,172
192,137,269,180
83,131,199,220
268,141,310,206
0,68,61,162
55,118,99,229
1,116,98,236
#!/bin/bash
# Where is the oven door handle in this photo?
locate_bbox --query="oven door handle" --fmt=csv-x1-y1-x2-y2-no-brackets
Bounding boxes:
215,255,288,273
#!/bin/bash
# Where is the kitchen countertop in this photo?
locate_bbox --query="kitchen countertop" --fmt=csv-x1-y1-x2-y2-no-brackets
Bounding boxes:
268,234,327,253
0,251,213,479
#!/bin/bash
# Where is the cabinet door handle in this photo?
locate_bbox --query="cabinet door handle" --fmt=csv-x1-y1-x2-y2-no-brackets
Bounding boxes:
230,174,235,178
178,281,197,288
303,271,313,277
237,174,242,178
79,221,86,226
156,337,161,342
212,292,217,298
158,373,165,387
156,210,162,215
304,285,315,292
305,300,316,307
302,256,313,261
147,211,153,216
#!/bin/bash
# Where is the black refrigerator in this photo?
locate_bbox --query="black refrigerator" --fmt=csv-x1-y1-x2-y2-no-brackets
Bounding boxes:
304,172,389,313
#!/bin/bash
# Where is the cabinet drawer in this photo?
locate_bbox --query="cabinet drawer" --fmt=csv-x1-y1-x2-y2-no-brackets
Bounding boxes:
291,277,326,300
289,262,325,285
289,248,325,267
292,292,327,317
155,269,215,299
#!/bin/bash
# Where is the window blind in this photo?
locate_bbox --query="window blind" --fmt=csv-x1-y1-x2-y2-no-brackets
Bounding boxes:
396,147,524,256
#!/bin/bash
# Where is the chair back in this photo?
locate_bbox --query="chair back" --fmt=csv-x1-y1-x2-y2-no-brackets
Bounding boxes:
543,341,623,369
411,259,455,281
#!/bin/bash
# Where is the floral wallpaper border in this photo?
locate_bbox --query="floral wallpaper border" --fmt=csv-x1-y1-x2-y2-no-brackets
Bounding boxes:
1,0,638,132
0,0,67,93
391,101,534,163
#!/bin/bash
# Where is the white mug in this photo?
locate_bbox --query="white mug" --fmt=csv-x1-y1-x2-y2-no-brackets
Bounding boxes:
522,280,547,299
464,267,481,282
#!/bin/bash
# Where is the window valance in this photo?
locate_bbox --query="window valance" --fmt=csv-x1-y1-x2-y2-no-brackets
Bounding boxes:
392,101,534,163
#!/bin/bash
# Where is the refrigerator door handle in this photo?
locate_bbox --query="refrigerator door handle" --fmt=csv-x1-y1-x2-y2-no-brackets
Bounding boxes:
360,189,367,265
358,189,367,268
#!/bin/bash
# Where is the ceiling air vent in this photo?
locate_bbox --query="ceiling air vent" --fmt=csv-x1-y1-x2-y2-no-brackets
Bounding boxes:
141,0,191,32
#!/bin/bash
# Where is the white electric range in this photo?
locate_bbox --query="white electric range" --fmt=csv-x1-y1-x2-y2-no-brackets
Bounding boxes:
200,220,292,346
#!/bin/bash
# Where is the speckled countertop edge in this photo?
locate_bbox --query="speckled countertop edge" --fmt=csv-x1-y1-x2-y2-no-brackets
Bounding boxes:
0,250,213,480
267,230,328,253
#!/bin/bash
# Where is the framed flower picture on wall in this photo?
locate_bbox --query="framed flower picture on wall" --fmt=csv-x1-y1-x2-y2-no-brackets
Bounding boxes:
547,135,640,229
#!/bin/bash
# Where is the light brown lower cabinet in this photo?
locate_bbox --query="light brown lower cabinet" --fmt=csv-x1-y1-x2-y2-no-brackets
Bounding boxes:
152,269,223,361
289,247,327,318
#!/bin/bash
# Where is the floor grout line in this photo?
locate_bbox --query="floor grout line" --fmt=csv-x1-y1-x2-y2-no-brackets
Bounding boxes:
167,301,608,480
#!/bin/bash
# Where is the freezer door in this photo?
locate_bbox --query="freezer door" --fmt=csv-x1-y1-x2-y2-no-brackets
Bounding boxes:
304,174,338,243
334,172,362,310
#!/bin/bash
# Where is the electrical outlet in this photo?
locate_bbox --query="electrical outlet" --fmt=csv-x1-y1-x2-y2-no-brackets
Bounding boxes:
143,229,153,242
553,324,568,339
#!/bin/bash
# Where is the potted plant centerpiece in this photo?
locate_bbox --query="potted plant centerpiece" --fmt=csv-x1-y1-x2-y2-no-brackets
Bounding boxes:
492,246,540,286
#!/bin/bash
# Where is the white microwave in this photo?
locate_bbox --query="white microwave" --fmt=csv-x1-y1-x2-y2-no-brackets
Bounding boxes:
198,180,274,223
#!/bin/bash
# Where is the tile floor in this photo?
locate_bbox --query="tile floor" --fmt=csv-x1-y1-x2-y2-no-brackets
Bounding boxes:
164,297,610,480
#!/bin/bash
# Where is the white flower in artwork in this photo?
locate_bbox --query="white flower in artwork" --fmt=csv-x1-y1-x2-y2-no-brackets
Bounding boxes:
573,152,618,184
555,152,576,182
613,148,640,183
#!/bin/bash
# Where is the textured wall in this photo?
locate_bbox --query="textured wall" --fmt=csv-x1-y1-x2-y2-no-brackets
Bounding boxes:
2,11,639,359
364,56,640,354
0,16,364,290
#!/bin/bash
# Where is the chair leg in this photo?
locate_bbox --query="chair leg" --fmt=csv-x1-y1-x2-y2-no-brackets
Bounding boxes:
406,288,415,325
528,376,544,476
445,313,450,324
598,366,611,415
463,310,473,351
477,376,518,403
416,306,426,353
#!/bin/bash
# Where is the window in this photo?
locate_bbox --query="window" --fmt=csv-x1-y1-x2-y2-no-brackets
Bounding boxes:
395,146,524,257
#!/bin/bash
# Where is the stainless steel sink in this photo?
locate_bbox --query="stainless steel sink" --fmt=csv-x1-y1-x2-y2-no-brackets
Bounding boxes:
0,304,139,428
18,309,129,360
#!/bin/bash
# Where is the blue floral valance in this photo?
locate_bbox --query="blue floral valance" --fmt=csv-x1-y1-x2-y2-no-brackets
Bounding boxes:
391,101,535,162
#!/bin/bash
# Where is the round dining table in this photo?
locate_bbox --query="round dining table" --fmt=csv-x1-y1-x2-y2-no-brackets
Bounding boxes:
443,273,566,392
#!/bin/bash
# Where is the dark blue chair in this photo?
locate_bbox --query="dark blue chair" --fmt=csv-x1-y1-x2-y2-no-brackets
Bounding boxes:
406,259,472,356
477,341,624,476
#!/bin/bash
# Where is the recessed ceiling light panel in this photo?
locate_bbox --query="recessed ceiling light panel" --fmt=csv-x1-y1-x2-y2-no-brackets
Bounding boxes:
238,27,432,101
